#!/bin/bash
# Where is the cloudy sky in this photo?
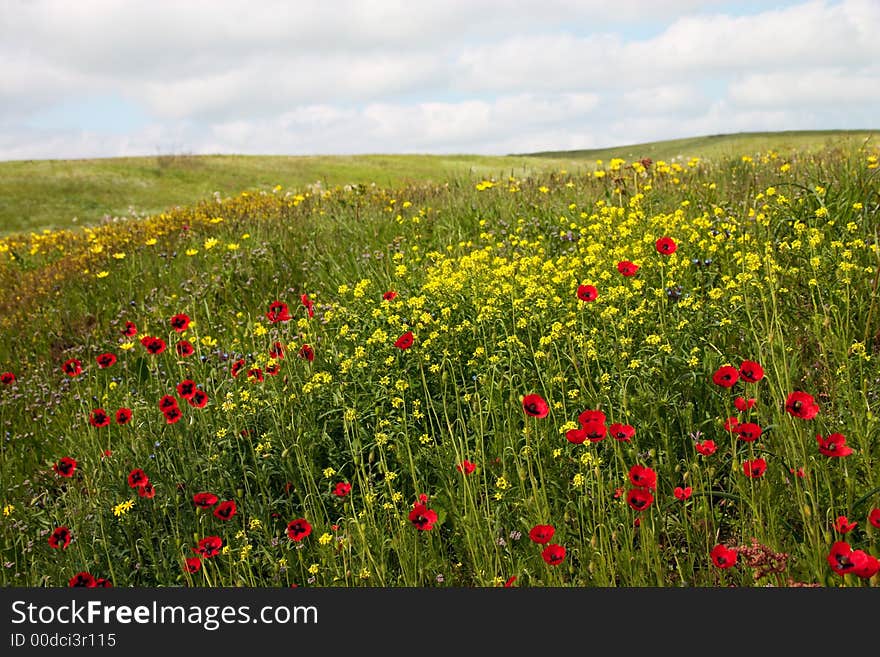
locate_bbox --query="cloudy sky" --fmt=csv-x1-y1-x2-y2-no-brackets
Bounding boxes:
1,0,878,160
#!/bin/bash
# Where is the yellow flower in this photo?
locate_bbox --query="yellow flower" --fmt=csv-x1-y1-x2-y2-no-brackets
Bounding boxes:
308,563,320,575
113,500,134,517
185,248,198,256
96,271,109,279
119,342,134,351
318,533,333,545
2,504,13,516
145,238,157,246
323,467,336,478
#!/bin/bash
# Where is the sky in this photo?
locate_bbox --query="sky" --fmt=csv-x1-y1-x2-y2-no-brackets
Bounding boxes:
1,0,878,160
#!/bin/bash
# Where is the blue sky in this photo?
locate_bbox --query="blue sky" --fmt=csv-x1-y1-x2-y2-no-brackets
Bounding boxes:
1,0,877,160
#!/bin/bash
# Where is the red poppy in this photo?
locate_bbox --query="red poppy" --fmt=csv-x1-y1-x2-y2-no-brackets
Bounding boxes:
816,433,852,458
383,291,398,301
176,340,195,358
629,464,657,490
184,557,202,573
734,422,763,442
269,342,285,359
53,456,77,478
62,358,83,377
0,372,15,385
742,458,767,478
333,482,352,497
827,541,868,576
785,391,819,420
710,544,738,569
576,284,598,302
265,363,281,376
140,336,166,355
853,554,880,579
158,395,179,411
138,483,155,499
869,508,880,529
95,577,112,588
176,379,197,399
231,358,247,377
68,572,97,587
115,408,132,425
301,293,315,318
298,345,315,362
266,301,291,323
541,543,566,566
790,466,806,479
121,321,138,337
408,503,438,531
170,313,191,332
48,526,71,549
163,406,183,424
834,516,857,533
394,331,414,350
655,236,677,254
188,390,208,408
522,394,549,418
626,488,654,511
96,353,117,368
724,416,740,432
127,468,149,488
529,524,555,544
88,408,111,428
734,397,756,412
674,486,692,501
456,460,476,475
214,500,237,521
193,492,219,509
712,365,739,388
695,439,717,456
616,261,639,276
194,536,223,558
581,420,607,443
247,368,264,383
287,518,313,541
565,428,587,444
609,423,635,442
578,409,606,425
739,360,764,383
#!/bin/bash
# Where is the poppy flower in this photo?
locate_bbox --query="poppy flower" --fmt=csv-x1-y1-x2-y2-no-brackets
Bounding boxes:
739,360,764,383
790,466,806,479
869,508,880,529
287,518,313,541
816,433,852,458
581,420,606,443
734,422,763,442
734,397,756,412
394,331,414,350
298,345,315,362
53,456,77,478
0,371,15,385
266,301,291,323
247,368,264,383
609,423,635,442
827,541,868,575
176,340,195,358
629,464,657,490
408,503,438,531
163,406,183,424
616,261,639,276
742,458,767,478
138,483,155,499
121,321,138,337
159,395,179,412
383,291,398,301
230,358,247,377
140,336,166,355
710,544,738,569
456,460,476,475
834,516,857,534
655,236,677,254
724,416,740,432
695,440,717,456
626,488,654,511
176,380,196,399
565,428,587,444
127,468,149,488
184,557,202,573
265,363,281,376
68,572,97,587
214,500,237,521
674,486,693,501
578,409,606,425
96,353,117,368
541,544,566,566
522,394,549,418
88,408,111,428
193,492,219,509
194,536,223,558
333,482,352,497
170,313,191,332
269,342,285,359
853,554,880,579
576,284,598,302
712,365,739,388
301,293,315,318
48,526,71,549
115,408,132,425
62,358,83,377
188,390,208,408
529,524,555,544
785,391,819,420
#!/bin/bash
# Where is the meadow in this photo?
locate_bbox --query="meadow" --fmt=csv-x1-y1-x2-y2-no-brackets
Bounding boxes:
0,135,879,587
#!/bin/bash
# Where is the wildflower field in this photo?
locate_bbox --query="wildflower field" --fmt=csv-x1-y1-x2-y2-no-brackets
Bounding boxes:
1,141,879,588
